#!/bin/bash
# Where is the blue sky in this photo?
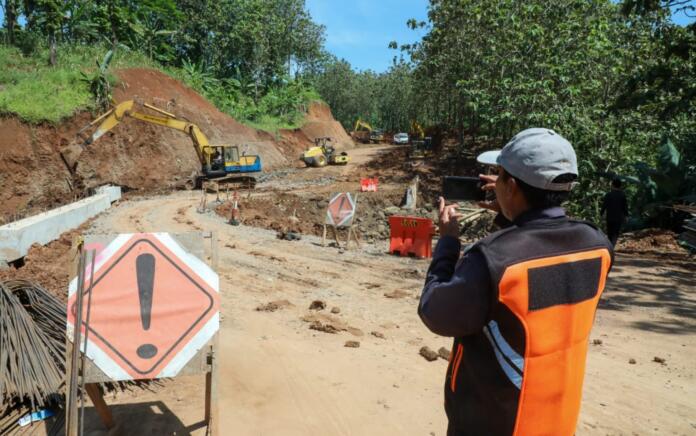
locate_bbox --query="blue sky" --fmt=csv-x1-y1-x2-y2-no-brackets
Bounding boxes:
305,0,429,72
671,5,696,25
307,0,695,73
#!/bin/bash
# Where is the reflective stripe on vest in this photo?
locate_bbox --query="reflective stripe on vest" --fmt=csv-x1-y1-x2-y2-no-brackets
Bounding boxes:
483,320,524,389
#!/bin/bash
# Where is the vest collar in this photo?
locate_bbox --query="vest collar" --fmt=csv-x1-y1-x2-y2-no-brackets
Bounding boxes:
513,207,566,226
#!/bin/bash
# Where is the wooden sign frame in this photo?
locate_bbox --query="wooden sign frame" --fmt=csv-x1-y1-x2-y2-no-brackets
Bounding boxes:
322,193,361,249
65,232,220,435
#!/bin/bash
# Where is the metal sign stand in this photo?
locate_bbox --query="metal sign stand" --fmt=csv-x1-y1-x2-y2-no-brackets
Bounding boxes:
65,232,220,436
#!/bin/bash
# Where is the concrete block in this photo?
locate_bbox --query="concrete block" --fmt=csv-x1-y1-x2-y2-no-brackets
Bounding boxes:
0,193,113,265
95,185,122,203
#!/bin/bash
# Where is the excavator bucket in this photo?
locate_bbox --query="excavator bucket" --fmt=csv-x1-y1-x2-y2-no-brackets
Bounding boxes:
60,143,85,174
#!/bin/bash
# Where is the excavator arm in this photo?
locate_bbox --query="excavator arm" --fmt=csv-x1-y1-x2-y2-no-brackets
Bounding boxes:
410,120,425,140
61,100,213,173
354,118,373,132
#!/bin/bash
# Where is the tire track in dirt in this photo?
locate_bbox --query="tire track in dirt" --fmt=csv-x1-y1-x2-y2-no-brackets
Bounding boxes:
83,188,449,436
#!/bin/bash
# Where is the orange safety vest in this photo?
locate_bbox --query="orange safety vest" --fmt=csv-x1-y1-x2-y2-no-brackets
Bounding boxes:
445,217,612,436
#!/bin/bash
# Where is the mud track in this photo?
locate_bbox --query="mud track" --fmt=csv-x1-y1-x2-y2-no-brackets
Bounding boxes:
59,145,696,435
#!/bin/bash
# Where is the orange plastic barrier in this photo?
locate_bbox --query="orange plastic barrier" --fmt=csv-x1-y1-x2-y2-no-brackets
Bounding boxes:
389,216,434,258
360,178,378,192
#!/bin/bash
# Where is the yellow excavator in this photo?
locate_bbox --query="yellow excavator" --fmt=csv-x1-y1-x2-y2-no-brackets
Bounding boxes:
410,120,425,140
408,120,432,159
351,118,373,144
60,100,261,189
299,137,349,167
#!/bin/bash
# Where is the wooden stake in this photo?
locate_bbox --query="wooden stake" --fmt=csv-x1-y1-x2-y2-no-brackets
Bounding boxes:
66,251,86,436
332,225,340,246
84,383,114,429
204,335,220,435
210,232,219,270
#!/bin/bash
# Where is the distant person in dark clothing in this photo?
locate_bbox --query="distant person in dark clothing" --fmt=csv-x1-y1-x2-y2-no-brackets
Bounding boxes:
601,179,628,246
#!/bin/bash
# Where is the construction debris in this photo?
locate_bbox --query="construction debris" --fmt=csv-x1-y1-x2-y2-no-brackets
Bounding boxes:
256,300,293,312
419,346,439,362
309,320,339,334
678,211,696,251
309,300,327,310
278,231,302,241
653,356,667,365
437,347,451,360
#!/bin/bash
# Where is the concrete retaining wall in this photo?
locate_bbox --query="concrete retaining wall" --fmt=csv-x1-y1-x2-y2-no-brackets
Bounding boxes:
0,186,121,265
96,185,122,203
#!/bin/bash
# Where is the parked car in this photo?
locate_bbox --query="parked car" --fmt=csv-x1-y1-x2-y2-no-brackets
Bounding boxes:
393,132,409,144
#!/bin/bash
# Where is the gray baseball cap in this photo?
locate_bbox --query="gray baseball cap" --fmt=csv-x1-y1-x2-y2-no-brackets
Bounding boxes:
476,128,578,191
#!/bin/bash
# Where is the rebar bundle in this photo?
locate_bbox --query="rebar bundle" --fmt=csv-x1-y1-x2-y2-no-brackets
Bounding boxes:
0,280,65,412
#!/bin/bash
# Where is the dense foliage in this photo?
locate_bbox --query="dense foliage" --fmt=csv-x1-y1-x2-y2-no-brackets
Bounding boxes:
0,0,325,128
312,0,695,225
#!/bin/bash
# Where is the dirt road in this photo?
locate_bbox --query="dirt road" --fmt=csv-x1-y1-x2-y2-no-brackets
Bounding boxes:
75,146,694,435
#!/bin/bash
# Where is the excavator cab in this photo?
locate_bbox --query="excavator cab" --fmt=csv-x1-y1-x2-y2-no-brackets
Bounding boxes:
210,146,225,171
409,137,433,160
222,145,261,173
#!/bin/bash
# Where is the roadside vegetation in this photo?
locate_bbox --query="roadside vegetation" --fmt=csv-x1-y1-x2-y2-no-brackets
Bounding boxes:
0,45,155,123
313,0,695,227
0,0,693,227
0,0,325,130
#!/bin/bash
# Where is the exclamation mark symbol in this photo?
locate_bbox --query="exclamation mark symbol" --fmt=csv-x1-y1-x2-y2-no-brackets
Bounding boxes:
136,253,158,359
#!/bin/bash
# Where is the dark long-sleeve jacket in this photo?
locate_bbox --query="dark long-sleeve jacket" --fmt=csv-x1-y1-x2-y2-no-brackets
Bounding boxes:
601,189,628,223
418,207,567,337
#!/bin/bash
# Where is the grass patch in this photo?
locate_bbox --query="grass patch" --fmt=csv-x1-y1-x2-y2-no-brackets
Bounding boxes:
244,113,306,133
0,45,157,123
0,43,320,131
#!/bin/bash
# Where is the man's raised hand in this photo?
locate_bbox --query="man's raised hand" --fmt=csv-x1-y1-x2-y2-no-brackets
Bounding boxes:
438,196,463,238
477,174,500,212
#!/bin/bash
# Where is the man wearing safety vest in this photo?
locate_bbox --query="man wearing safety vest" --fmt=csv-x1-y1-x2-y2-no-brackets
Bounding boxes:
419,128,613,435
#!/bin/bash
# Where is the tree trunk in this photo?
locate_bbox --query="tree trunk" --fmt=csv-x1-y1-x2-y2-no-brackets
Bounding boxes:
108,1,118,51
5,0,17,45
49,33,57,66
22,0,35,30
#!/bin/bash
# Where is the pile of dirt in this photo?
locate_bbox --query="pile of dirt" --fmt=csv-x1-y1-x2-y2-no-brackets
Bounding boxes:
618,228,692,259
213,184,496,244
215,189,405,241
360,145,491,202
278,102,355,158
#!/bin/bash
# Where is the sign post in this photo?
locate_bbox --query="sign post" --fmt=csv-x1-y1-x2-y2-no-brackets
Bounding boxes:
322,192,360,249
65,232,220,435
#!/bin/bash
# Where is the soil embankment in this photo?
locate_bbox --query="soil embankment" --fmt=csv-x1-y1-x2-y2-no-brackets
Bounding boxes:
0,69,352,223
278,101,355,160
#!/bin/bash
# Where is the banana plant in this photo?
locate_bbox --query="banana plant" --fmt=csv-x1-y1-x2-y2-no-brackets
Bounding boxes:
600,138,695,227
80,50,114,112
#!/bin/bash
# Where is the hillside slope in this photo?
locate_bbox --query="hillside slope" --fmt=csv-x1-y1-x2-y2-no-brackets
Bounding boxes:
0,68,352,222
278,102,355,154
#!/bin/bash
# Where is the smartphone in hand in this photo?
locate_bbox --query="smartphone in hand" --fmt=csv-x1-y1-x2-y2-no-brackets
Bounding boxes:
442,176,486,202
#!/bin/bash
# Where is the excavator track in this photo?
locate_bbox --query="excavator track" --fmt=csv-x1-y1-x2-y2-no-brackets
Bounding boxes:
195,175,257,192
